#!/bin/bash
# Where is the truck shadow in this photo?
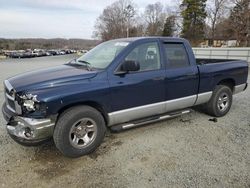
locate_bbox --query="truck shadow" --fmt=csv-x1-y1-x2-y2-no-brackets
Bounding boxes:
29,133,123,180
31,141,71,179
28,112,195,180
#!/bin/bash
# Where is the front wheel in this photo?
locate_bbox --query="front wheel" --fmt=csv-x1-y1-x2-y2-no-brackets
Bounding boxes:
53,105,106,158
204,85,233,117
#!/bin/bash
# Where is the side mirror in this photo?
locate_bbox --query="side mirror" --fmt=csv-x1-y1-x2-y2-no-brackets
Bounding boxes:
120,60,140,72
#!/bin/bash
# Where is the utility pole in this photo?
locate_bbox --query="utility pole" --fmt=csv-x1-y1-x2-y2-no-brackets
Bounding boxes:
247,20,249,46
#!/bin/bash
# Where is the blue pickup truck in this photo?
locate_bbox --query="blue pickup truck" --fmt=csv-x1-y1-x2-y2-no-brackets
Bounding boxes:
2,37,248,157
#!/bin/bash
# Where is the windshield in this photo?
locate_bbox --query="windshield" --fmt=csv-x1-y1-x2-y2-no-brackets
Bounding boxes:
76,40,130,69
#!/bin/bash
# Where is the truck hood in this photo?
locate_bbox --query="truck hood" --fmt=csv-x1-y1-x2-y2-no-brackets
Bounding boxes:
8,64,98,92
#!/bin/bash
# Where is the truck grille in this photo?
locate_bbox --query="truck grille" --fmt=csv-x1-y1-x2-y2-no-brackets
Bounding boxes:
4,80,22,114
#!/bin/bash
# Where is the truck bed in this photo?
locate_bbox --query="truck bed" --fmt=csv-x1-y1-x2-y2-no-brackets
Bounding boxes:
196,58,248,94
196,58,237,65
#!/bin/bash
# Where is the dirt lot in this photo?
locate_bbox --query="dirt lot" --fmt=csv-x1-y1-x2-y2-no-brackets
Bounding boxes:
0,56,249,188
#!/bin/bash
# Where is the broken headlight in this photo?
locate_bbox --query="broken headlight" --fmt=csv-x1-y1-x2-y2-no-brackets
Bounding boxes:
23,99,36,111
20,93,39,112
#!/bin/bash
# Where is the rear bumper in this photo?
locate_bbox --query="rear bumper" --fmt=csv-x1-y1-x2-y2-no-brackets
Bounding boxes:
233,83,248,94
2,103,56,142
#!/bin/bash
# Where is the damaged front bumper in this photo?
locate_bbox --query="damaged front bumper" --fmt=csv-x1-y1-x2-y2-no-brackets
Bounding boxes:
7,116,55,140
2,103,56,143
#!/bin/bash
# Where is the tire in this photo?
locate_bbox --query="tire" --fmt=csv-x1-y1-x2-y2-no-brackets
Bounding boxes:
53,105,106,158
205,85,233,117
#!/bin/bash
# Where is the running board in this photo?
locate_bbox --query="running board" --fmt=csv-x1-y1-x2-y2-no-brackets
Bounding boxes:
110,109,192,132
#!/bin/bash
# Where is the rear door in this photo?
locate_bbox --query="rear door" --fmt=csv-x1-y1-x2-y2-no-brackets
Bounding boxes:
161,42,199,112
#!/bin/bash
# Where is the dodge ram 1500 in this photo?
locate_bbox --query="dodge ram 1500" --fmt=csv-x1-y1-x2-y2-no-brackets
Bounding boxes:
2,37,248,157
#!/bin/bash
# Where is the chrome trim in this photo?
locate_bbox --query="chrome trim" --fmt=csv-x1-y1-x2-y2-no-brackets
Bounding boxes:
4,79,22,114
6,93,14,101
195,91,213,105
121,109,191,130
7,104,16,113
7,116,55,140
159,109,190,120
234,83,247,94
4,80,13,92
121,124,135,129
36,124,54,130
5,98,22,114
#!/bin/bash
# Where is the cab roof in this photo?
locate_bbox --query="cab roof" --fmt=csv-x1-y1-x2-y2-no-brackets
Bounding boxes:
109,37,187,43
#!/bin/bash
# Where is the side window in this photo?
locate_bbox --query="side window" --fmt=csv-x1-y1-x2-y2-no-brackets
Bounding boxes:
125,42,161,72
164,43,190,68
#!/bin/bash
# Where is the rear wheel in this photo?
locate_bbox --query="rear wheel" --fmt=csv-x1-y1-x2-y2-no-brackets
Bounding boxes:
53,105,106,158
205,85,233,117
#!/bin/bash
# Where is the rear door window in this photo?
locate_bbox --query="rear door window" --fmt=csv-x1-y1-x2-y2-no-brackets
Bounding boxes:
164,43,190,68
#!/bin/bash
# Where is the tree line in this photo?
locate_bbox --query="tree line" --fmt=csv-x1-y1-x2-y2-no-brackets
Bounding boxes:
93,0,250,47
0,38,98,50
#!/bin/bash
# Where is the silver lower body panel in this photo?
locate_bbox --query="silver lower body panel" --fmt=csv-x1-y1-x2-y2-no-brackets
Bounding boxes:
234,83,248,94
108,92,212,126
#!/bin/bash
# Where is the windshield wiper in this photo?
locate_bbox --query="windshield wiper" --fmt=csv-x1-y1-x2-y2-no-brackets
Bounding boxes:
77,60,93,71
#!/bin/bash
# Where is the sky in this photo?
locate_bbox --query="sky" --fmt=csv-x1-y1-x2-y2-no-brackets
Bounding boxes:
0,0,172,39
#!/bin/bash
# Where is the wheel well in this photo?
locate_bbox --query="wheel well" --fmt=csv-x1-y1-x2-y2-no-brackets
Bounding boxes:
217,79,235,91
57,102,109,125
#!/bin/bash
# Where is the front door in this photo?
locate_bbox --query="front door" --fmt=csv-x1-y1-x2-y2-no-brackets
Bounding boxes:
108,40,166,125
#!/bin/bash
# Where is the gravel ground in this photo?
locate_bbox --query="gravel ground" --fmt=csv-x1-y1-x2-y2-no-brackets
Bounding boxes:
0,55,249,188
